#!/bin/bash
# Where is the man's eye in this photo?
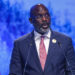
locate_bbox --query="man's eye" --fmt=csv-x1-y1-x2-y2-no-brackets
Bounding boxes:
36,15,42,18
35,14,49,19
45,14,49,17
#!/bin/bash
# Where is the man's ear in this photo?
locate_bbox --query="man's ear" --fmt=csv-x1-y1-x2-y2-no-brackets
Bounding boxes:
29,18,33,23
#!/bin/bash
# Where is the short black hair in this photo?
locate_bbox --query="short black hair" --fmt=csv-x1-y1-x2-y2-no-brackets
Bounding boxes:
30,4,49,18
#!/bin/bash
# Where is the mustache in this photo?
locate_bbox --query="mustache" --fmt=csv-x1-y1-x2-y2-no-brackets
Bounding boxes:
41,22,50,26
42,21,49,24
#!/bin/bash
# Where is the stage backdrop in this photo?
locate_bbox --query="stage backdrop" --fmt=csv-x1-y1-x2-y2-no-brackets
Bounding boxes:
0,0,75,75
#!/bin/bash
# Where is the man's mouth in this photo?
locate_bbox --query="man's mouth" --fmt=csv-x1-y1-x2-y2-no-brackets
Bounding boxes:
42,25,48,29
42,24,49,29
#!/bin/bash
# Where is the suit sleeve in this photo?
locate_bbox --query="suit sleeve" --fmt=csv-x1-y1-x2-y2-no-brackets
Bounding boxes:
9,41,23,75
65,38,75,75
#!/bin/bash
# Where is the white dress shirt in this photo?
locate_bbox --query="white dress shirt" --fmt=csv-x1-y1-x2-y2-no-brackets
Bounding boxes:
34,29,51,57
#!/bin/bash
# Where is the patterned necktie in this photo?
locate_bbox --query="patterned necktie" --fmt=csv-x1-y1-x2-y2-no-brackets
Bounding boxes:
39,36,47,70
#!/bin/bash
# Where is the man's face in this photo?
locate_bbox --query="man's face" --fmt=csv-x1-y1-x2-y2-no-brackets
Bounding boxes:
30,5,51,34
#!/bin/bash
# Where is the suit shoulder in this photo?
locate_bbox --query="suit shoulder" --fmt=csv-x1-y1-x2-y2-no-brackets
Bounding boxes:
14,32,32,43
53,31,71,40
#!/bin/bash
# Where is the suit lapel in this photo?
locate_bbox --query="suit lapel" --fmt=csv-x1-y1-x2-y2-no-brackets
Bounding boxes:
44,31,60,71
28,31,42,71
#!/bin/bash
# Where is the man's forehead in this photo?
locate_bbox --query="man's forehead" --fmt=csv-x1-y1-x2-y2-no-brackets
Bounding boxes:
31,4,48,12
30,4,49,17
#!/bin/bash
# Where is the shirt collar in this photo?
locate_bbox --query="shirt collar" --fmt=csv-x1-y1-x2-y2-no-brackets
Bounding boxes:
34,29,51,40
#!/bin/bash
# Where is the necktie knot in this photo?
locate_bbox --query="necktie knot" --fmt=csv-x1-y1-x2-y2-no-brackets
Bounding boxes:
41,36,45,40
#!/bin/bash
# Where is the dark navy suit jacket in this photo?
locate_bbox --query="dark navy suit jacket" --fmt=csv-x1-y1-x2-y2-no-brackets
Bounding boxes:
9,30,75,75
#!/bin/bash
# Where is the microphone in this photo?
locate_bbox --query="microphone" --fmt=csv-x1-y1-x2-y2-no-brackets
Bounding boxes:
23,43,32,75
57,41,61,48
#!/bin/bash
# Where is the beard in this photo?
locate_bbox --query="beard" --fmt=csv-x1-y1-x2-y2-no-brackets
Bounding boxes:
34,23,50,35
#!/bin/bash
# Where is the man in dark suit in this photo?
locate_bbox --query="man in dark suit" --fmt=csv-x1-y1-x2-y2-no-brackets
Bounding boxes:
9,4,75,75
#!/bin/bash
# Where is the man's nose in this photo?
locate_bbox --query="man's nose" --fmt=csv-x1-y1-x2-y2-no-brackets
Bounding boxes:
42,16,46,21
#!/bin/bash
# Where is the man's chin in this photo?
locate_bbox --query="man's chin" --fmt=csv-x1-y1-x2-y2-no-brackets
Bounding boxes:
40,28,49,34
35,27,49,35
